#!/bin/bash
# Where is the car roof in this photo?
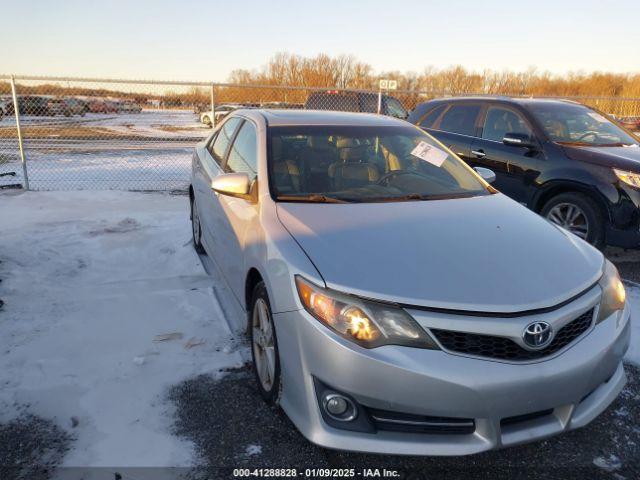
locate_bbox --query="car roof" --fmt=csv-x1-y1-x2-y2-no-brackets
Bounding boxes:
425,96,582,106
238,109,407,127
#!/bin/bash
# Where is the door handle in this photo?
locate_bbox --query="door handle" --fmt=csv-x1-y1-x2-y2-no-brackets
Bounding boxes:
471,150,486,158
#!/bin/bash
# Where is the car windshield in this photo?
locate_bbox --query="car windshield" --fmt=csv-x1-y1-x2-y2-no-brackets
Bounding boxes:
268,125,490,203
529,103,638,146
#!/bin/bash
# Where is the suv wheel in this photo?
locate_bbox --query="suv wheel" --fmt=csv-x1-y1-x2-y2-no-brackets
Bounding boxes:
190,196,205,254
250,282,281,404
541,192,605,248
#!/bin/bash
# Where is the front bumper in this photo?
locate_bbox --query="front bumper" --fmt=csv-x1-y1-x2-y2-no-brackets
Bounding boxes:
273,299,631,455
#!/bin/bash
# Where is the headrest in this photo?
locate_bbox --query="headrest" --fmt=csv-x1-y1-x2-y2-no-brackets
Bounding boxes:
307,136,332,149
339,146,364,163
335,137,359,149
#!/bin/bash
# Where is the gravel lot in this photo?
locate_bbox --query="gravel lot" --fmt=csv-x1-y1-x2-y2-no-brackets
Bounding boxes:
170,362,640,480
0,414,71,480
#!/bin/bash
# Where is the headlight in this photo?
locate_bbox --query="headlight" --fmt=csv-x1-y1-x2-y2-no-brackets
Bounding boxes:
613,168,640,188
295,276,439,349
596,260,626,324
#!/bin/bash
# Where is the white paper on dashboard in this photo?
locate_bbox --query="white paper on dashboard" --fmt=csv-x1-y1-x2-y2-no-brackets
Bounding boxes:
410,141,448,167
587,112,608,123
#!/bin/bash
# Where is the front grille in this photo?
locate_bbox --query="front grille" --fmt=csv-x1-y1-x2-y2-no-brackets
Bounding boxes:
366,407,475,435
430,308,594,361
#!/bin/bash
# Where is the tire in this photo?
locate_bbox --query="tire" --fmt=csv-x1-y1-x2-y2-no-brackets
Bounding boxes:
190,196,205,254
250,282,281,404
202,115,211,126
541,192,605,249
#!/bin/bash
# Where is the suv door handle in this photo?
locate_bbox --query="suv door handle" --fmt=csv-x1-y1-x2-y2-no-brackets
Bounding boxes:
471,149,486,158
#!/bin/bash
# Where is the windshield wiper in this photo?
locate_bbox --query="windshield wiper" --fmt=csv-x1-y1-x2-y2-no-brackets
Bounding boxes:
276,194,351,203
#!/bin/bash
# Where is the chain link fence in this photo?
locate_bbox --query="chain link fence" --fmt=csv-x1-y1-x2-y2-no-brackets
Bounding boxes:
1,75,640,191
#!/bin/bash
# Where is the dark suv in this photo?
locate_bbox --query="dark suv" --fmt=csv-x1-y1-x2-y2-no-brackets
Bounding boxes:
408,97,640,249
305,90,408,119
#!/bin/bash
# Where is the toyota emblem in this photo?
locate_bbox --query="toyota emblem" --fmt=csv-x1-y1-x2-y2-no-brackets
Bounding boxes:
523,321,553,349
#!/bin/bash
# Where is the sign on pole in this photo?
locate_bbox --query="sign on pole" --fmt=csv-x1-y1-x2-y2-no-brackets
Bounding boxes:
379,79,398,90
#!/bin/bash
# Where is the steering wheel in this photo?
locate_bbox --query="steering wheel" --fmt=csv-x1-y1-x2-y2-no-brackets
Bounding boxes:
576,131,600,142
377,170,415,186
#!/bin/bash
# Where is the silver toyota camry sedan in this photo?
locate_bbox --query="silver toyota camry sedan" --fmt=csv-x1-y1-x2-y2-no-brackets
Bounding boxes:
189,109,630,455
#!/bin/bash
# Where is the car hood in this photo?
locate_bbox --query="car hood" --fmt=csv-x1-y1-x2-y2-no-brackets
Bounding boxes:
276,194,603,313
562,144,640,171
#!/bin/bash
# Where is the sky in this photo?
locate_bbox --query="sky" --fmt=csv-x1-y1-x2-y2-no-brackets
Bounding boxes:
1,0,640,82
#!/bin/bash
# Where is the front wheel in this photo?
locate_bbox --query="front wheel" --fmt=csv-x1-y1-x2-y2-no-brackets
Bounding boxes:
250,282,281,404
190,197,205,254
202,115,211,126
541,192,605,249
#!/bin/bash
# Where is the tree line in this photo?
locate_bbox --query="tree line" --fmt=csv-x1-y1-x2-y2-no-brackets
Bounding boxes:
227,52,640,97
2,53,640,116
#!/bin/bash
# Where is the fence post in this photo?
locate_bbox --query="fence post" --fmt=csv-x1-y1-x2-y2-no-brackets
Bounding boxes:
210,84,216,129
10,75,29,190
377,89,382,114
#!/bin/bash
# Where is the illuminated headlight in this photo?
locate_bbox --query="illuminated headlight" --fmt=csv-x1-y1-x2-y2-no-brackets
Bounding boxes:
596,260,626,324
295,276,438,349
613,168,640,188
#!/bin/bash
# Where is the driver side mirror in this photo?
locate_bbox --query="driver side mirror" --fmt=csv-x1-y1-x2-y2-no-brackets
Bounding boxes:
211,173,251,198
474,167,496,184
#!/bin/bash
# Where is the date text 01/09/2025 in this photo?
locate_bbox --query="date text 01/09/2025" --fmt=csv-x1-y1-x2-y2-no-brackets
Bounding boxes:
232,468,401,477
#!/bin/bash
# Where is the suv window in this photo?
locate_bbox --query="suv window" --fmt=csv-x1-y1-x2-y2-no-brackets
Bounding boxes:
437,104,481,136
385,97,408,119
359,93,378,113
225,121,258,179
306,93,359,112
209,117,242,166
419,104,447,128
482,106,532,142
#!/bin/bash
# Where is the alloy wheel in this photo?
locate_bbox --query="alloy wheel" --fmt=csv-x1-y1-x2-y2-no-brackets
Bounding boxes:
546,202,589,240
252,298,276,392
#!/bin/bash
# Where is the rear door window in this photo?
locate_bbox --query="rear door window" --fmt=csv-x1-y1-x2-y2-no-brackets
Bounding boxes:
419,104,447,128
436,104,482,136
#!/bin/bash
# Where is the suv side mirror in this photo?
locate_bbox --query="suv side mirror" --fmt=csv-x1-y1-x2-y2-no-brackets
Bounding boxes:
211,173,251,198
503,132,537,149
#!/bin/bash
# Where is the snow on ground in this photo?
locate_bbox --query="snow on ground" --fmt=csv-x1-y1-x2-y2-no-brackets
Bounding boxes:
0,110,205,190
93,110,210,138
22,148,192,191
0,110,210,139
0,190,243,467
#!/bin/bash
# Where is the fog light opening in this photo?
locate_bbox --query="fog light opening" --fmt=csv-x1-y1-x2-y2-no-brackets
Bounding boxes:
323,393,357,421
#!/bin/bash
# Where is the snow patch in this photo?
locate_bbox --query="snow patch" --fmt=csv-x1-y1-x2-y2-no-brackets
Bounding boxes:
244,444,262,457
0,191,242,467
593,454,622,472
